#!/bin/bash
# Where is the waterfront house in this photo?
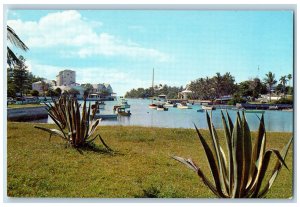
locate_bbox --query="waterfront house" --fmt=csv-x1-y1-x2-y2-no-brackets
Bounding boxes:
32,80,56,95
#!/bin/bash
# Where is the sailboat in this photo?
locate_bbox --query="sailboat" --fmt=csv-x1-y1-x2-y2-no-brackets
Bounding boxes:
149,68,158,109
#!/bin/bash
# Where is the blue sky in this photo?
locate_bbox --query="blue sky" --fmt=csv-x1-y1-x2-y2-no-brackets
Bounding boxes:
7,10,293,95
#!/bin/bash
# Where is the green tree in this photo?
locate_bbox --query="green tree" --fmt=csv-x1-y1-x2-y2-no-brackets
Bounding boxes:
30,90,39,97
7,25,29,67
41,80,49,97
68,88,80,98
264,71,277,102
55,88,62,96
7,67,15,97
13,56,29,97
287,74,292,87
46,89,58,97
279,75,288,98
82,83,94,96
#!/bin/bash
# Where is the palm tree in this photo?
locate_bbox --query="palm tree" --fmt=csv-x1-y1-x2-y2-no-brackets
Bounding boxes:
7,25,29,67
279,75,287,98
264,71,277,102
287,74,292,87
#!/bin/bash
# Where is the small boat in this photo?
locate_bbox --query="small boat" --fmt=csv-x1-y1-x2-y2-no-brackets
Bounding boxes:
157,104,168,111
268,106,278,110
202,105,216,110
93,114,118,120
164,101,177,107
149,103,157,109
120,98,130,108
177,102,192,109
116,107,131,116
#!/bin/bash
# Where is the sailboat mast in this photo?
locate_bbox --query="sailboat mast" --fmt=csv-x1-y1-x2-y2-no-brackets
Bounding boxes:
152,68,154,103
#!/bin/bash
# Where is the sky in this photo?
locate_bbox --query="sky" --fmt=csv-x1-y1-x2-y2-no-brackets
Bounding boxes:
7,10,294,95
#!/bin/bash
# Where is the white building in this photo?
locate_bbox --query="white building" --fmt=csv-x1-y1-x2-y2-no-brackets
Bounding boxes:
32,80,56,94
56,69,76,86
92,83,113,95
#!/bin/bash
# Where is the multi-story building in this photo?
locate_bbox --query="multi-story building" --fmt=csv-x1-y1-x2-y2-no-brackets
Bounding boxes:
56,69,76,86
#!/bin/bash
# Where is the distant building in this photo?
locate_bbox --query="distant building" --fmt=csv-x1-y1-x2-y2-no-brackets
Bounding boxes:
178,83,193,99
32,80,56,94
91,83,113,95
56,69,76,86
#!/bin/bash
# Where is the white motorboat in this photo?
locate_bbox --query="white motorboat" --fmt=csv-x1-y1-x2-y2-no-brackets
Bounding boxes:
157,104,168,111
177,102,192,109
120,98,130,108
164,101,177,107
202,105,216,110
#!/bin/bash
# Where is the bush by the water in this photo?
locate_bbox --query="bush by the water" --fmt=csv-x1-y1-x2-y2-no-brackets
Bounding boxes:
275,98,293,104
227,97,247,105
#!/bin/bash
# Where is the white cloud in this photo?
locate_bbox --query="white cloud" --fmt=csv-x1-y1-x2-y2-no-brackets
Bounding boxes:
8,10,169,62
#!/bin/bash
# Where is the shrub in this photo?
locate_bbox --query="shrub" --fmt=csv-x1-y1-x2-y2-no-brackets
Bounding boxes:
30,90,39,97
227,97,246,105
34,95,112,152
173,111,293,198
275,98,293,105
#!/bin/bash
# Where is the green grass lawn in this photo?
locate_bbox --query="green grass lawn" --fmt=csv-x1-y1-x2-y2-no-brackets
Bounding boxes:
7,103,44,109
7,122,294,199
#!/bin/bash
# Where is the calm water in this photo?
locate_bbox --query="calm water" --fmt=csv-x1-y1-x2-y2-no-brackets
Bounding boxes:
41,99,293,132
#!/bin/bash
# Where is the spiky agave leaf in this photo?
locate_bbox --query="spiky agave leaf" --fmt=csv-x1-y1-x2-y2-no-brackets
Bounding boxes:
193,124,227,198
173,111,293,198
258,136,293,198
34,95,111,151
34,126,67,140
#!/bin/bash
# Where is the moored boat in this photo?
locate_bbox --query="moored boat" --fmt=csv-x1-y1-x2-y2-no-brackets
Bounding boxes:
164,100,177,107
120,98,130,108
157,104,168,111
202,105,216,110
149,103,157,109
116,106,131,116
177,102,192,109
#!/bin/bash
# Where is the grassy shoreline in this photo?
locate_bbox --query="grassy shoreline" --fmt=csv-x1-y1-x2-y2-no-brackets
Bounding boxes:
7,122,294,198
7,104,45,109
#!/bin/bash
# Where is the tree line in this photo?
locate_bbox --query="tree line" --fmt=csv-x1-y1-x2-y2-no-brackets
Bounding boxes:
125,72,293,102
125,84,184,99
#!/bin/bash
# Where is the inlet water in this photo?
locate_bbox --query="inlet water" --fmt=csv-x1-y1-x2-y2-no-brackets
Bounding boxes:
42,99,293,132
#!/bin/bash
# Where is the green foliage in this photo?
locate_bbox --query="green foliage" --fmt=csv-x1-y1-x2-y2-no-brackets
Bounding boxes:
81,83,94,96
238,78,267,99
227,94,246,105
34,95,112,151
173,111,293,198
7,25,29,67
189,72,237,99
55,87,62,96
46,89,59,97
275,98,293,105
12,56,29,96
30,90,39,97
125,85,183,99
67,88,80,97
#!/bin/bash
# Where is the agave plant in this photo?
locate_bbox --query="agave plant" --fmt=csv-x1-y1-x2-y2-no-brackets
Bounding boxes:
173,111,293,198
34,95,112,151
